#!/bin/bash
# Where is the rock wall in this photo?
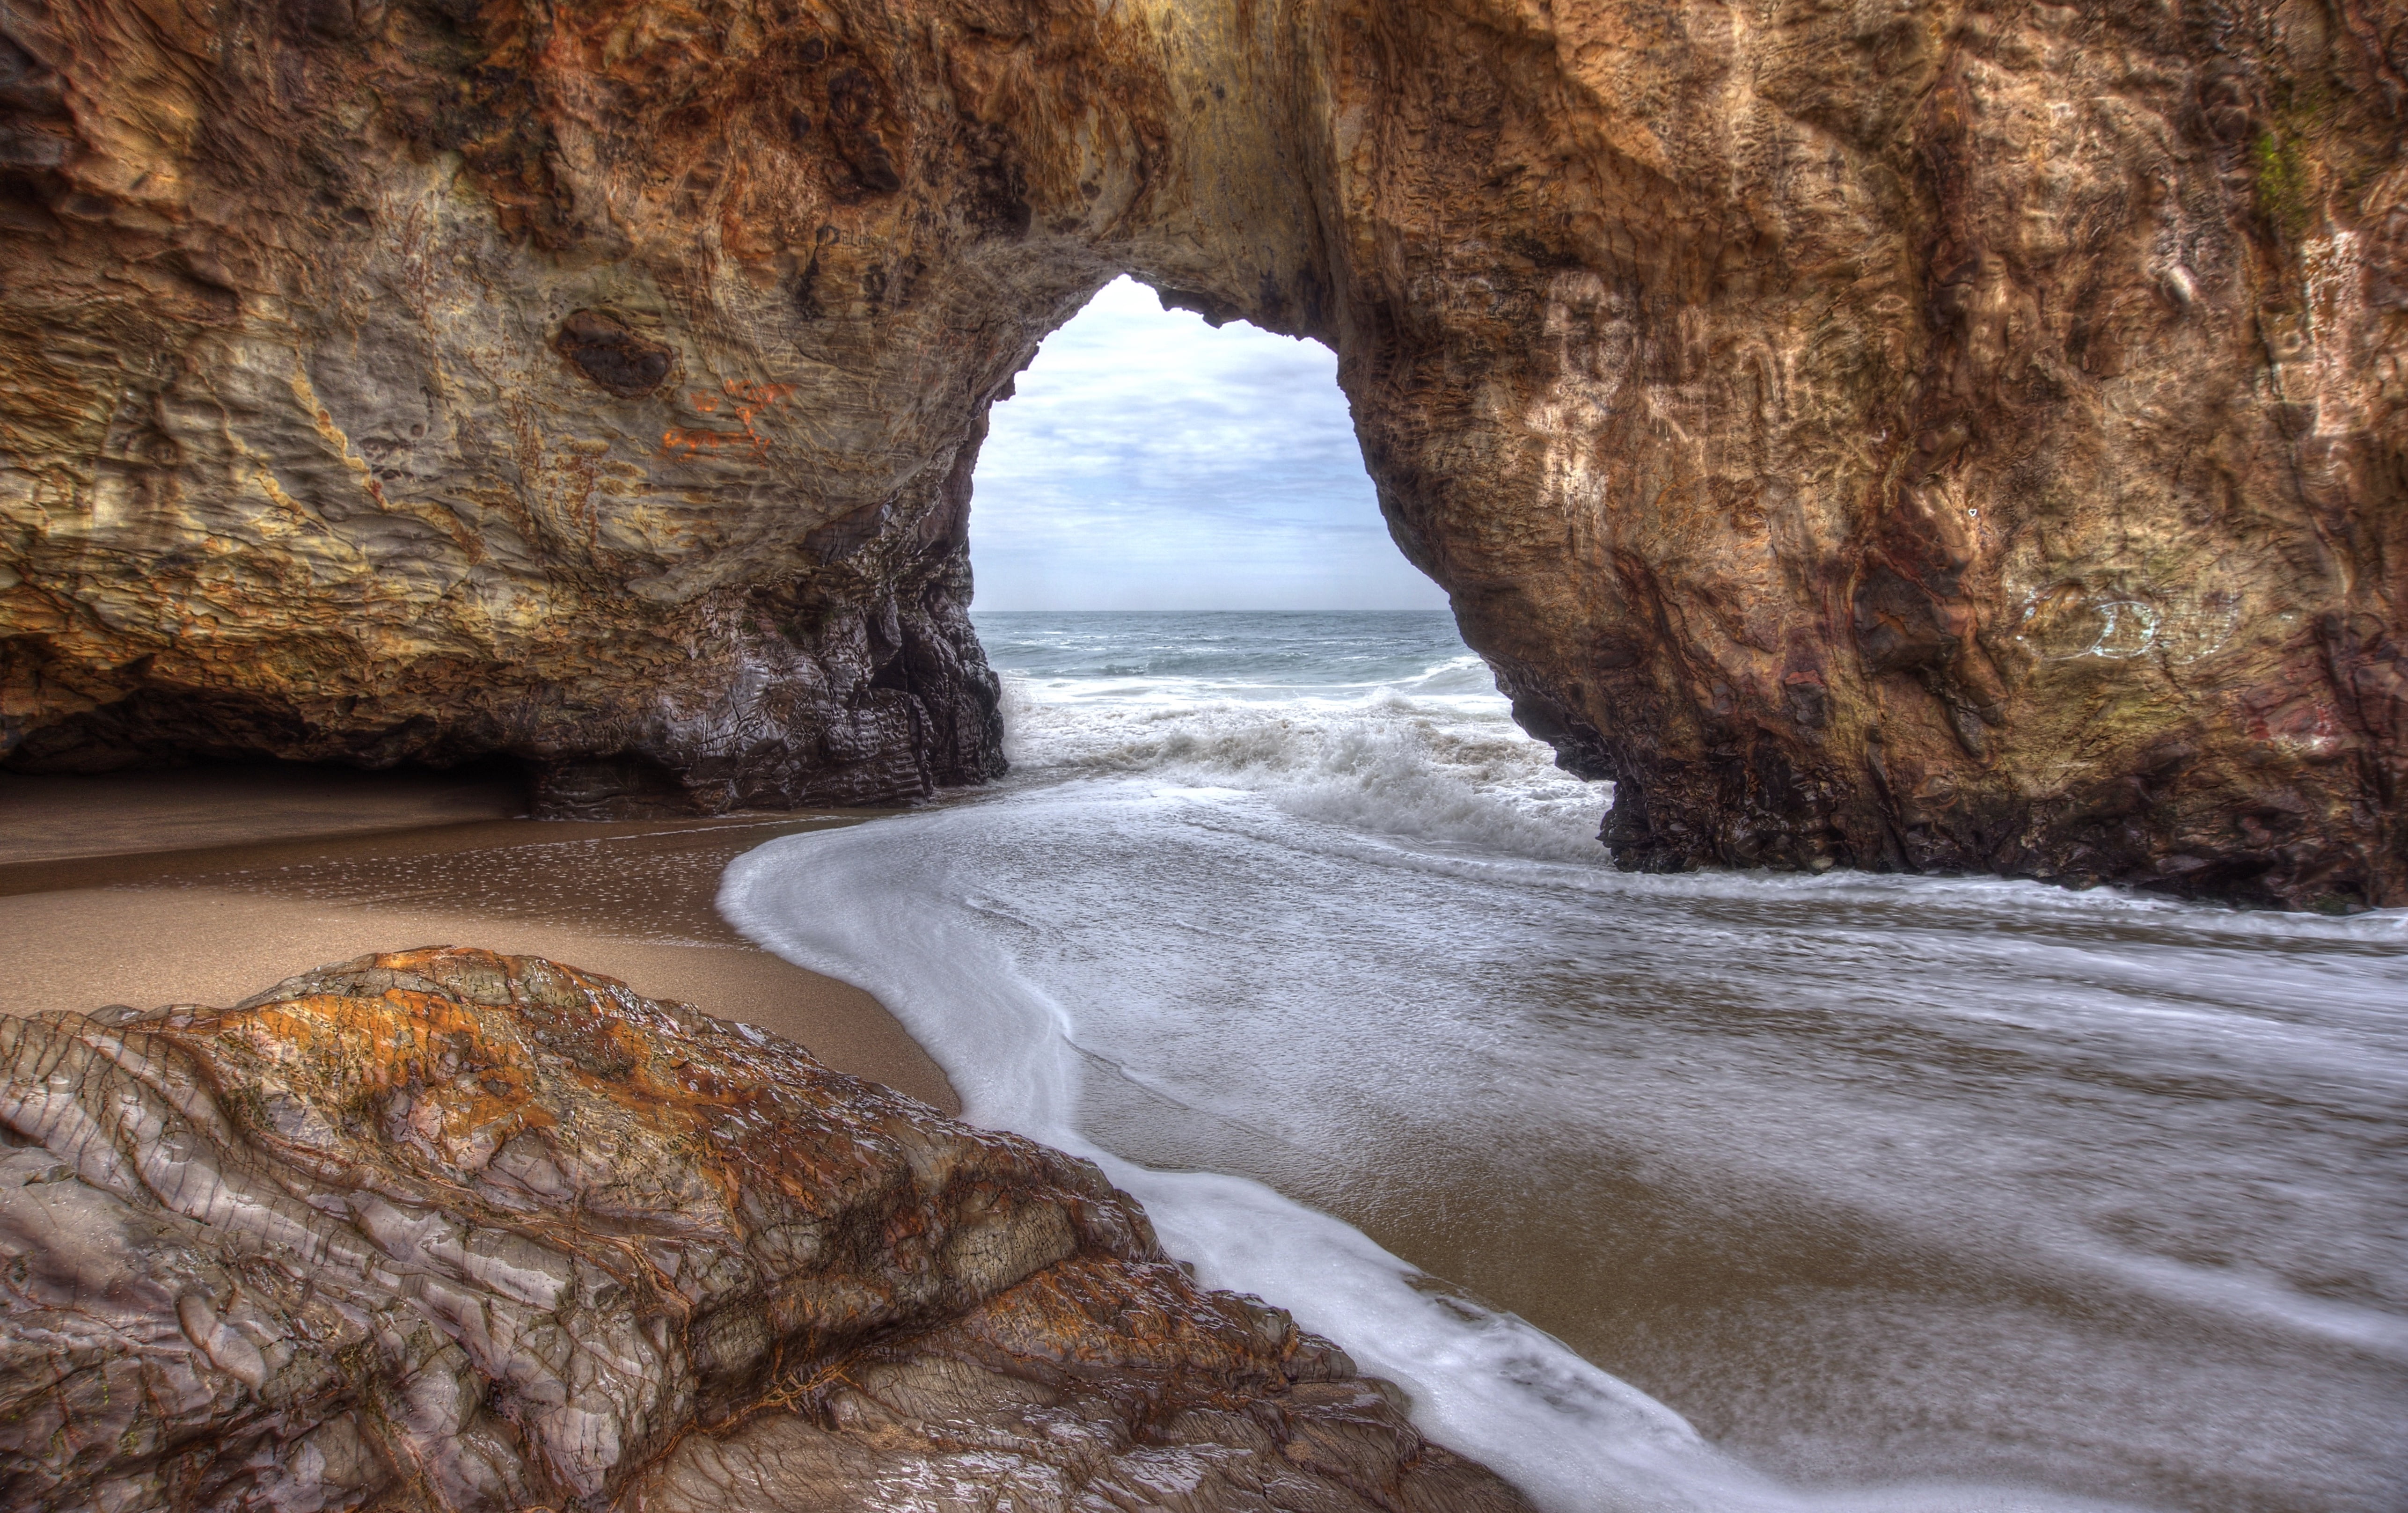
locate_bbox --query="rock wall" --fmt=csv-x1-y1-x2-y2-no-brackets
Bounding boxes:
1,0,2401,901
0,947,1529,1512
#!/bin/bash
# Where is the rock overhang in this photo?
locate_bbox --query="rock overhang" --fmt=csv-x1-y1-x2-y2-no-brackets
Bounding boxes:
0,0,2398,905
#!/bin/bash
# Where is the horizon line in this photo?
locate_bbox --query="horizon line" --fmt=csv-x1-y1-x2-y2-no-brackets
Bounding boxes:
969,606,1453,614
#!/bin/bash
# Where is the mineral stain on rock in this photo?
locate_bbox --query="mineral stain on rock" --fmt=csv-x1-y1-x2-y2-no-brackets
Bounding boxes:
0,948,1528,1512
0,0,2401,906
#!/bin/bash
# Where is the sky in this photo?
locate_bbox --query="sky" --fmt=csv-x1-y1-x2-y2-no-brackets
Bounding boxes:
966,277,1450,612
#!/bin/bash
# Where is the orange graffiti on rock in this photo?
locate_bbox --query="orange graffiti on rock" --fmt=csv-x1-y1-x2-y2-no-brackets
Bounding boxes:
661,427,759,458
664,379,798,460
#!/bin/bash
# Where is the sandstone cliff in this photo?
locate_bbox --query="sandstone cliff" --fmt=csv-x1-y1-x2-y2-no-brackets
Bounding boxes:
0,947,1527,1512
1,0,2401,903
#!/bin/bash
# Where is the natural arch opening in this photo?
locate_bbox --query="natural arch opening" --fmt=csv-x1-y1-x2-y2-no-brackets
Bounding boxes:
966,278,1445,614
951,276,1603,854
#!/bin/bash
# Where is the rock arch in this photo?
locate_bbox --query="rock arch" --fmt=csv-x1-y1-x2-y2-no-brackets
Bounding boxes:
1,0,2401,906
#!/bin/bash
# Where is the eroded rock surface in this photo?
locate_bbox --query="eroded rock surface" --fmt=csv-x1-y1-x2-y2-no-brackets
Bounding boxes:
0,0,2401,900
0,947,1525,1512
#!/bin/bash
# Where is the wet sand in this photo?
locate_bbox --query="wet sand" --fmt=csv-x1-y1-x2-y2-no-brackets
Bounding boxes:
0,773,958,1113
0,764,528,863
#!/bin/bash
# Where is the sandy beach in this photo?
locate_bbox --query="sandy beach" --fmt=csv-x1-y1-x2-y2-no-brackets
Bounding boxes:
0,769,959,1114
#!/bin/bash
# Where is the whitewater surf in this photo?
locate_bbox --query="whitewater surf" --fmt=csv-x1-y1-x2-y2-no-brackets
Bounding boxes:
722,611,2407,1513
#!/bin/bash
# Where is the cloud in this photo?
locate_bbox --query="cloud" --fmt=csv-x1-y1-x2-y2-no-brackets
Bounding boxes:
968,278,1449,611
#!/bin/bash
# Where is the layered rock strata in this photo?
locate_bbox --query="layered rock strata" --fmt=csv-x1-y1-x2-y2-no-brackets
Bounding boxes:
0,947,1528,1512
1,0,2401,901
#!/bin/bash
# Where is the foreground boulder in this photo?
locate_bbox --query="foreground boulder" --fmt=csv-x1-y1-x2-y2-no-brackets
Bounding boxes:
0,948,1525,1513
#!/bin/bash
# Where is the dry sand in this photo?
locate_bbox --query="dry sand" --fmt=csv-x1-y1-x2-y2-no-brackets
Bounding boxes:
0,775,959,1113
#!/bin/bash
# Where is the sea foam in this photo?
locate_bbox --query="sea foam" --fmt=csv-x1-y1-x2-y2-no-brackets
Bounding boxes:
720,791,2180,1513
721,613,2404,1513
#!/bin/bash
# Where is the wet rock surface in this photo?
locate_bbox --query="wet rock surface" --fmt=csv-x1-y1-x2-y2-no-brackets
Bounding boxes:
0,947,1525,1513
0,0,2401,900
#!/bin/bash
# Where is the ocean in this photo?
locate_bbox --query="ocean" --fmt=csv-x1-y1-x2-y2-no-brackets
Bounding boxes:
721,610,2408,1513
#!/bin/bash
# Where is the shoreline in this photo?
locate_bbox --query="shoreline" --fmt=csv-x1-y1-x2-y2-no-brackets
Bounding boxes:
0,772,959,1114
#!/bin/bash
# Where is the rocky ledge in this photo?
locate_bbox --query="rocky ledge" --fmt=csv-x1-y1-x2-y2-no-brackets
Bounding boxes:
0,948,1525,1513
